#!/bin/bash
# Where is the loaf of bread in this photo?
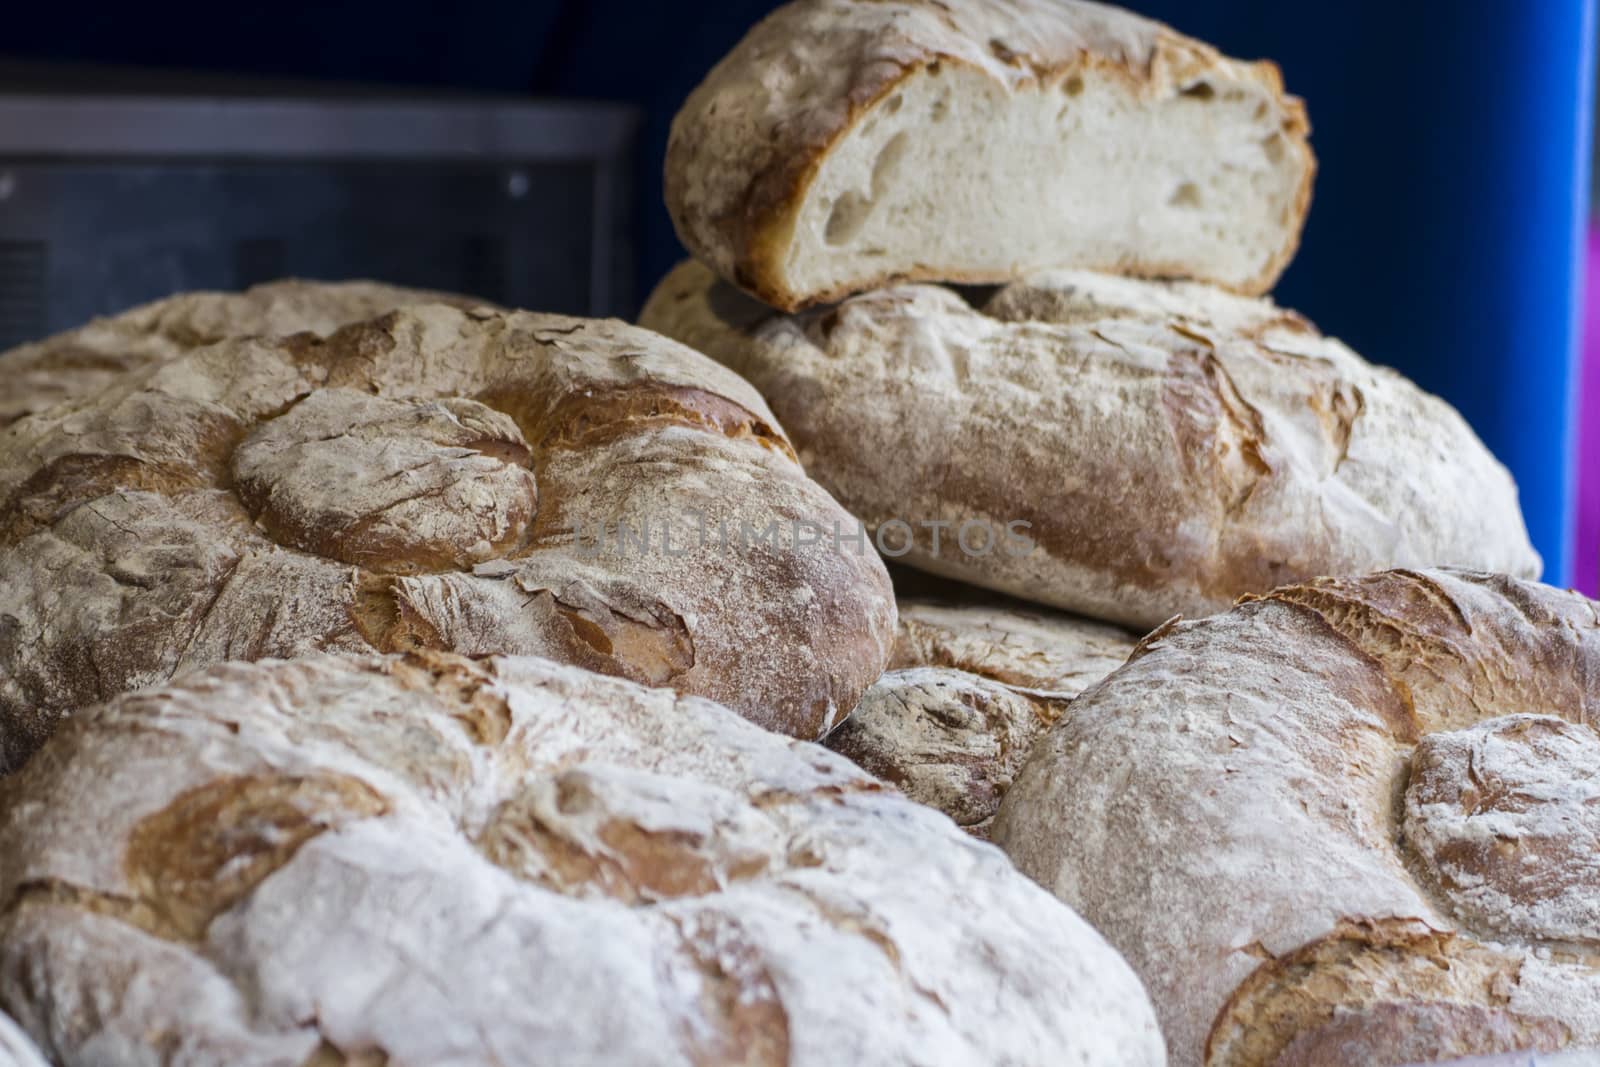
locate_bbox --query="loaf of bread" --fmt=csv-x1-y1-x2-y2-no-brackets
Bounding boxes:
0,303,896,771
825,599,1136,836
0,279,482,428
666,0,1314,310
991,569,1600,1066
641,261,1539,629
0,1013,44,1067
0,651,1165,1065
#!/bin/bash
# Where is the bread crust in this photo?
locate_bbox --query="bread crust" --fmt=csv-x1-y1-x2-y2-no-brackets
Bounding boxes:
0,279,485,428
0,301,897,769
990,569,1600,1067
666,0,1314,310
0,651,1166,1065
641,261,1539,629
825,599,1136,836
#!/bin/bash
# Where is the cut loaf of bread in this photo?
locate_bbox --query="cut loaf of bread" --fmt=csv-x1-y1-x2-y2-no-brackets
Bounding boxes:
666,0,1314,310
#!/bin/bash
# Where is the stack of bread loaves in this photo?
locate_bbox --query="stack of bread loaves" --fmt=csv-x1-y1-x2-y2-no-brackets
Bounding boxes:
0,299,1169,1055
641,1,1599,1066
645,0,1537,632
0,97,1162,1067
0,1,1590,1065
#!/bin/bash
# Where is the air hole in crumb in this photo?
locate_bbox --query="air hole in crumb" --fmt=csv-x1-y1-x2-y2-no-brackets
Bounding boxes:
1262,133,1285,163
824,132,908,247
825,191,873,245
931,94,949,122
1180,81,1215,101
1254,100,1269,121
927,61,942,78
883,93,903,115
871,131,910,194
1063,74,1085,97
1170,182,1202,208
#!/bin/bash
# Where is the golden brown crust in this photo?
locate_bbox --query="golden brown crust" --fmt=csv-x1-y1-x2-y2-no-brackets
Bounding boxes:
642,262,1538,629
1259,570,1600,734
992,570,1600,1067
0,302,897,771
1208,920,1570,1067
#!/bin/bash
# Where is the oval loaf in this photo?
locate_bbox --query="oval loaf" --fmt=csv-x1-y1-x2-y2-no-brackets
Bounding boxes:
0,651,1166,1066
641,261,1538,629
0,303,896,770
992,569,1600,1066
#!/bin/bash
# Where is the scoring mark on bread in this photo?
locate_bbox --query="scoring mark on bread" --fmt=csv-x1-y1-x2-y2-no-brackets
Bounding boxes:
526,383,794,461
1206,918,1572,1067
232,390,539,574
0,773,390,946
123,773,389,940
666,912,792,1067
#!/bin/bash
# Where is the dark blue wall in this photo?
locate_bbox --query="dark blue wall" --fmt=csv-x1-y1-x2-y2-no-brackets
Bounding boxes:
3,0,1591,581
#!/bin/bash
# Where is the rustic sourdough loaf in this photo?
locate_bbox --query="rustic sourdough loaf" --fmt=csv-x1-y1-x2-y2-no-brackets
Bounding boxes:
991,569,1600,1067
666,0,1314,310
0,303,895,771
0,279,481,428
641,261,1539,629
0,651,1166,1066
825,598,1136,836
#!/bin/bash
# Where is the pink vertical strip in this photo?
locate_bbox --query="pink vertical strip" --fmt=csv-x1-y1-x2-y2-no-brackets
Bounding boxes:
1577,226,1600,595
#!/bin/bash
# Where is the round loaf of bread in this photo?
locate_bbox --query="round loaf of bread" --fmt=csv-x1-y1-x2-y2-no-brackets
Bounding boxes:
0,1013,45,1067
991,569,1600,1066
641,261,1539,629
825,599,1135,836
666,0,1313,310
0,303,895,771
0,279,481,428
0,651,1165,1066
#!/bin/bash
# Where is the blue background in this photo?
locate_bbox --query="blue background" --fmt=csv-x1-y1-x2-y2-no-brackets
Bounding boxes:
2,0,1592,582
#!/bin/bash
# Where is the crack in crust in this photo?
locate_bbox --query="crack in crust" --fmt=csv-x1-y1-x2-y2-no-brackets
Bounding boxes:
1206,919,1571,1067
